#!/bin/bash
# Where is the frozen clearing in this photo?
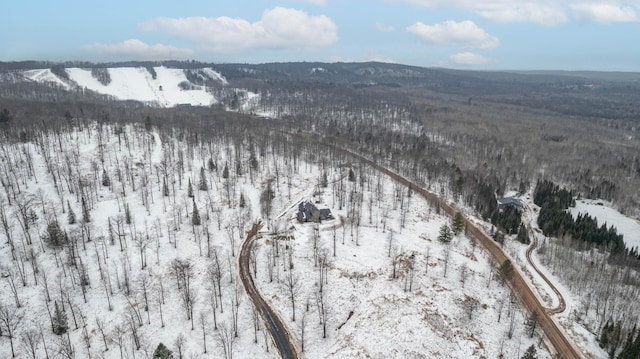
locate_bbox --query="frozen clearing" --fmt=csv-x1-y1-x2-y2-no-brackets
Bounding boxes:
570,199,640,250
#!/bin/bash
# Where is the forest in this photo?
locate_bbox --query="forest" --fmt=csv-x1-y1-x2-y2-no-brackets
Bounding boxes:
1,60,640,358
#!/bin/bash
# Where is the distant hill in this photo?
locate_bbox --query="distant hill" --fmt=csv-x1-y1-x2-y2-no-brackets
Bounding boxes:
1,61,640,120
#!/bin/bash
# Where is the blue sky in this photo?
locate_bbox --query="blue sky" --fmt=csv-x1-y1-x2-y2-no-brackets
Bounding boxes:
2,0,639,71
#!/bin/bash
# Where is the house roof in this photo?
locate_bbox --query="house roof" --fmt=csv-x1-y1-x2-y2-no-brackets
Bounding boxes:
498,197,523,208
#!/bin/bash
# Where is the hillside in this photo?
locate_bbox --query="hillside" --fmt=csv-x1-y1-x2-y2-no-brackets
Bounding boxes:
0,116,550,359
11,65,225,107
3,61,640,121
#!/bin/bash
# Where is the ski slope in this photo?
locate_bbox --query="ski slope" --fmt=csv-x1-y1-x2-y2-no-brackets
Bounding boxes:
23,66,223,107
23,68,72,90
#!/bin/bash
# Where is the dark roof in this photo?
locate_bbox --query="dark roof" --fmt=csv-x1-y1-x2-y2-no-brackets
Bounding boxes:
498,197,523,208
297,201,332,221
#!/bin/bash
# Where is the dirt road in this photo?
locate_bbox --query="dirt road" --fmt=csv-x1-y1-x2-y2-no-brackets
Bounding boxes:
525,222,567,315
338,148,584,359
239,222,298,359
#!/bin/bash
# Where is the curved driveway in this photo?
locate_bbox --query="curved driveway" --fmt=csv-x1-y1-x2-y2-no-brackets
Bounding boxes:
239,222,298,359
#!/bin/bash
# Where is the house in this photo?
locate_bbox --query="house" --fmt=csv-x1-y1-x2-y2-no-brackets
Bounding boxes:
297,201,333,223
497,197,523,212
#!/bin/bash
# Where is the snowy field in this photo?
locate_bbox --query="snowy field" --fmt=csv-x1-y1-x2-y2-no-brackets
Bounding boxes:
570,199,640,251
0,122,551,358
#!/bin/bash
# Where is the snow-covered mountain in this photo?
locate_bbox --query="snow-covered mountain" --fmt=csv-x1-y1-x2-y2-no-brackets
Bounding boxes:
18,66,225,107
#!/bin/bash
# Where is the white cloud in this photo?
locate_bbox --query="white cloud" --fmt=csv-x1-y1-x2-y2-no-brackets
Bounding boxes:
327,54,396,63
399,0,567,25
83,39,193,60
296,0,327,5
365,54,397,63
570,3,638,23
375,23,396,32
398,0,640,25
139,7,338,52
328,55,352,63
449,51,495,65
407,20,500,49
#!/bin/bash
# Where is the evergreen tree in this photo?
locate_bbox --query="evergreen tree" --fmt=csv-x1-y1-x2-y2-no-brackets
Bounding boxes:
207,157,216,172
67,200,76,225
144,116,152,131
520,345,537,359
81,196,90,223
348,168,356,182
187,178,194,198
52,300,68,335
617,326,639,359
452,212,464,235
320,172,328,188
517,223,531,244
153,343,173,358
236,161,243,176
239,193,246,208
249,150,259,170
499,259,514,282
198,167,208,191
525,311,538,337
102,169,111,187
222,163,229,179
0,108,11,123
46,220,66,247
125,203,132,225
163,178,169,197
192,201,201,226
438,224,452,243
600,319,612,349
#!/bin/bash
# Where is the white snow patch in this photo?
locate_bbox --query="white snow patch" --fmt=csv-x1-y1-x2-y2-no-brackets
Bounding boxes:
39,66,218,107
23,68,72,90
570,199,640,250
201,68,228,85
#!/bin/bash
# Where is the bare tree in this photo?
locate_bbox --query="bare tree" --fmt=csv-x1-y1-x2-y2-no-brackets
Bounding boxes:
217,322,236,359
462,295,479,320
174,333,186,359
171,258,194,321
459,262,469,287
20,329,40,359
133,232,152,269
199,311,208,354
55,334,75,359
286,268,300,321
299,310,307,352
95,317,109,351
442,246,451,278
0,300,23,358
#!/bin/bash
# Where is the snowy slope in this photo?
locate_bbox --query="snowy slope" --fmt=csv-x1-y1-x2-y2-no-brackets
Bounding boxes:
20,66,226,107
66,66,219,107
570,199,640,250
23,68,73,90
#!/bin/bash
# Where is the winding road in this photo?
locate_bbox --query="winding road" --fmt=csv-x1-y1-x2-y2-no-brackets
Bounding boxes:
525,221,567,315
239,221,298,359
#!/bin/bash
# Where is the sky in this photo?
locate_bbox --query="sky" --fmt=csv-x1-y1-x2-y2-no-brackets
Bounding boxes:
1,0,639,71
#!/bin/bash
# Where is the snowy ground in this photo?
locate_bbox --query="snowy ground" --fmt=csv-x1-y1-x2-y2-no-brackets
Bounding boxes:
570,199,640,251
253,168,551,358
22,66,224,107
0,122,552,359
512,195,611,359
